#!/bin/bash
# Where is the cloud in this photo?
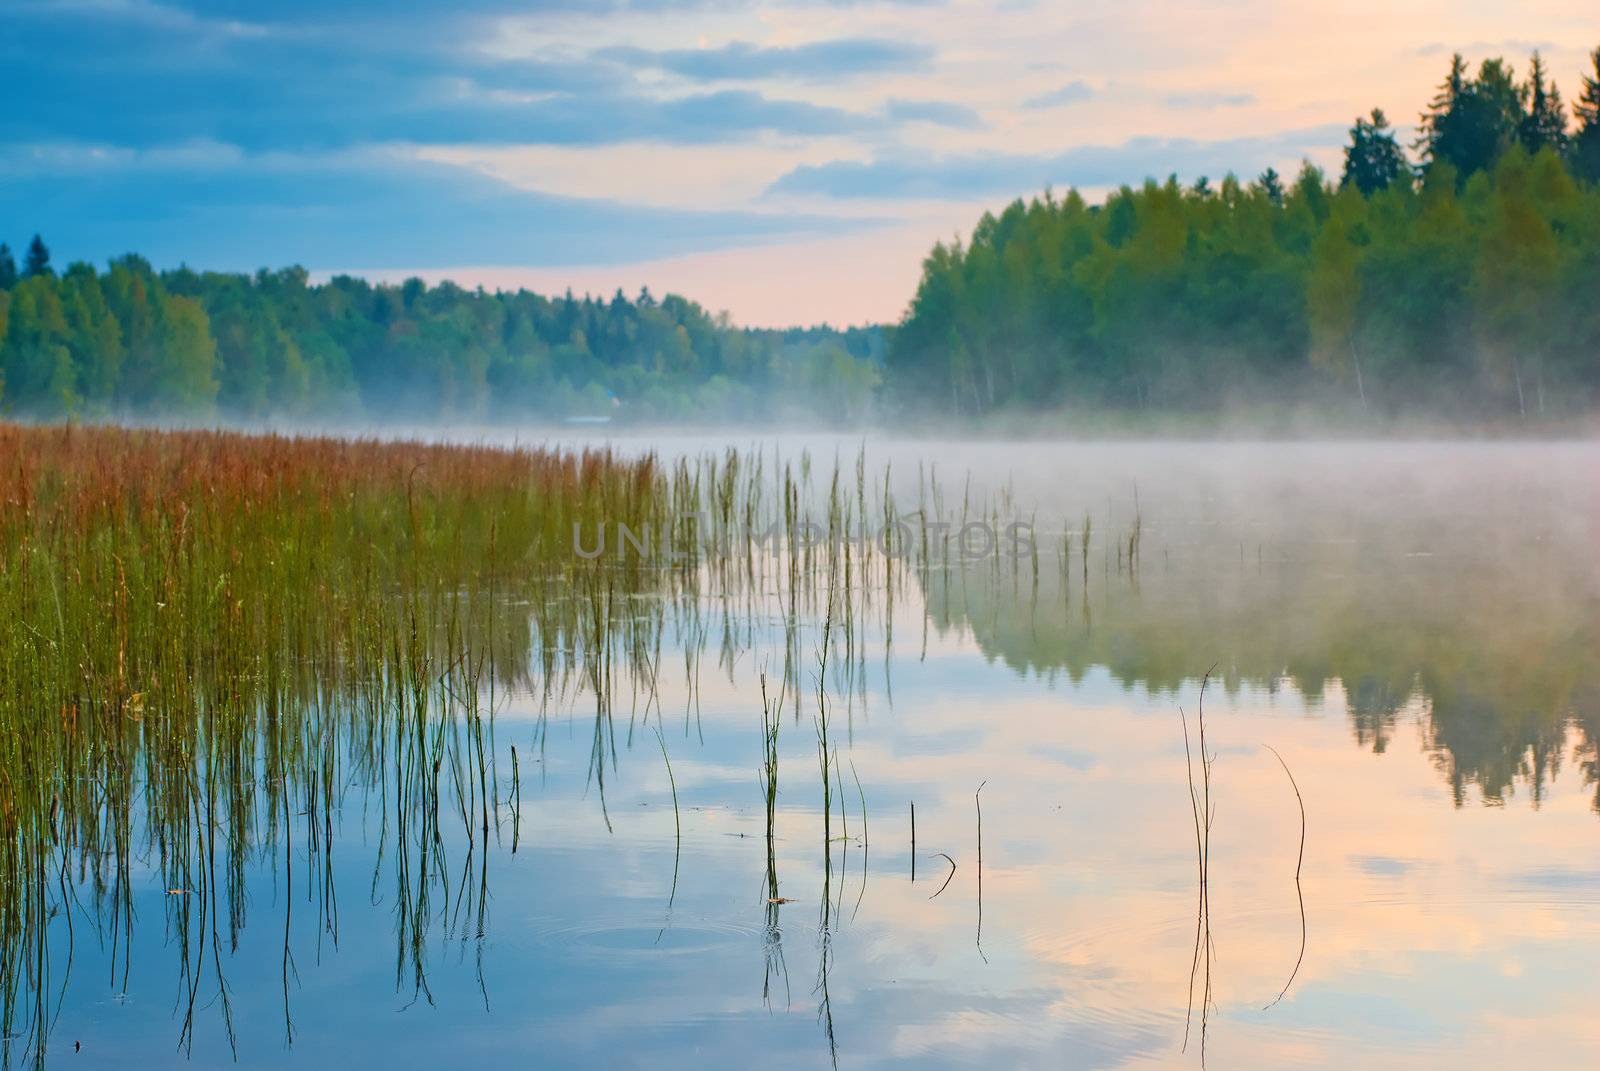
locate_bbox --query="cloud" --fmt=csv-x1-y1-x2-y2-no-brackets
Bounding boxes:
1165,91,1257,108
654,89,885,139
70,0,708,23
469,57,641,96
21,0,274,37
2,85,886,150
883,98,985,129
765,125,1345,200
596,37,934,81
4,5,943,151
138,0,943,17
0,145,882,270
1023,80,1095,108
1416,40,1556,58
0,29,884,149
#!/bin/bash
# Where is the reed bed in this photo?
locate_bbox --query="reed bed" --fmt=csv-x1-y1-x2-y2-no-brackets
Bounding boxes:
0,423,680,1064
0,422,1118,1066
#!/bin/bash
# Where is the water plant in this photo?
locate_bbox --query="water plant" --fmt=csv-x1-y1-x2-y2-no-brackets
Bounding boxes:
1,422,1051,1066
0,423,683,1064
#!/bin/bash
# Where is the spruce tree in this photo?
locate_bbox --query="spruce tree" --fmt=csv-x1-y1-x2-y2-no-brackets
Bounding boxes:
0,243,16,289
1417,54,1470,171
24,235,51,278
1573,46,1600,182
1341,108,1409,194
1418,55,1523,181
1519,52,1568,155
1254,167,1285,206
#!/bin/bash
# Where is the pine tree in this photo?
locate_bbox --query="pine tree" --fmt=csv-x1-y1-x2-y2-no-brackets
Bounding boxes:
1519,52,1568,155
1573,46,1600,182
24,235,52,278
0,244,16,289
1341,108,1409,194
1254,167,1285,206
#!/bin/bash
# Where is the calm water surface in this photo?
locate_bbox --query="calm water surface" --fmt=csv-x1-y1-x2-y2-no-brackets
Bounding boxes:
43,440,1600,1069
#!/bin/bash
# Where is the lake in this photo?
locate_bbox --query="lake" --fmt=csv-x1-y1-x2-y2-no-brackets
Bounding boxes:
22,437,1600,1069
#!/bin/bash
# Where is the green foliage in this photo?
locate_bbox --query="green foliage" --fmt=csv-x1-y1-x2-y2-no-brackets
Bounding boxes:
1306,193,1367,406
1341,109,1408,195
1574,47,1600,183
6,48,1595,428
0,255,882,424
1254,168,1285,207
1417,54,1526,182
890,49,1600,422
1473,146,1564,416
22,235,50,279
1519,52,1569,155
0,276,76,416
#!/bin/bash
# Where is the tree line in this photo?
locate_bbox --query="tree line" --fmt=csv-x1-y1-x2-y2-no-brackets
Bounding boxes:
889,48,1600,422
0,245,883,424
8,47,1599,428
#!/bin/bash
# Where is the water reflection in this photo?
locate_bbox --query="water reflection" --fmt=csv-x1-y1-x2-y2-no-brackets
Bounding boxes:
16,441,1600,1069
918,468,1600,810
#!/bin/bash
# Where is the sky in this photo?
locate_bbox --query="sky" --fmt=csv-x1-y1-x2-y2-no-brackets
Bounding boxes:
3,1,1597,326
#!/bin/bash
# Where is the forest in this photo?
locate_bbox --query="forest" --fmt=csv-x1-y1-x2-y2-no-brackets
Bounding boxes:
5,48,1600,427
0,248,884,425
889,48,1600,423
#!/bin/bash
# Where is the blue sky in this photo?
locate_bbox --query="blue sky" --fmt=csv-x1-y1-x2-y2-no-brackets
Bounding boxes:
3,0,1596,323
